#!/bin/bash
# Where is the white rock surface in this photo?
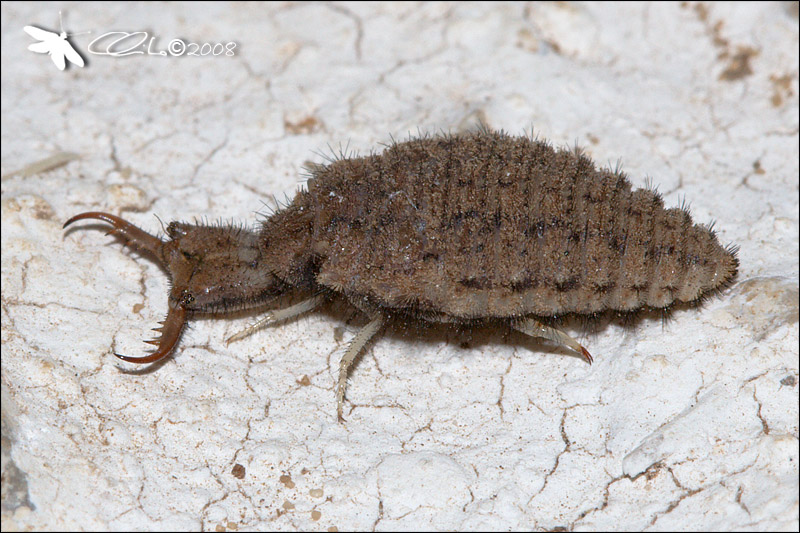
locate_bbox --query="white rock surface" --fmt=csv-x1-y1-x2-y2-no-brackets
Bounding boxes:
2,2,797,530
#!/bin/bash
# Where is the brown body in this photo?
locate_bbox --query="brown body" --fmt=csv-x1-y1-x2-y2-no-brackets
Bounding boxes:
64,129,739,417
264,131,738,319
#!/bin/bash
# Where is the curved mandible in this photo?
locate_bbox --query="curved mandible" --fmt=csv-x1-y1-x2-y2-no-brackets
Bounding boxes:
65,211,185,364
115,303,187,364
63,211,165,256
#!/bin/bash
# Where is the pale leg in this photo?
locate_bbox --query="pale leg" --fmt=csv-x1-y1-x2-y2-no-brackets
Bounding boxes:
226,295,326,344
513,318,593,363
336,315,385,420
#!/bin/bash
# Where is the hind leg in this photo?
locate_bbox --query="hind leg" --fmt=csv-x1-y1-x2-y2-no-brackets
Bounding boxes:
336,315,385,421
513,318,593,363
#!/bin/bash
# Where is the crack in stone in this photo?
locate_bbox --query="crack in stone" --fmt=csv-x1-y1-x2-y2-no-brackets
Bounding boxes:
324,3,364,61
526,409,570,506
752,387,771,435
648,466,702,526
735,484,751,516
372,498,384,531
496,356,513,419
192,136,230,181
572,461,668,526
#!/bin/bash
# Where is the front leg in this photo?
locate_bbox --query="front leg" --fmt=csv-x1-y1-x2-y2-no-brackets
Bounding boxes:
225,295,326,344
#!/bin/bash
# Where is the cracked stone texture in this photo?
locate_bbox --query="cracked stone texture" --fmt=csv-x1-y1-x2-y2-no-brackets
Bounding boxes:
2,2,798,531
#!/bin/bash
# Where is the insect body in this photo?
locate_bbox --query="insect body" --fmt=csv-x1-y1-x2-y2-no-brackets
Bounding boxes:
24,24,84,71
64,130,739,419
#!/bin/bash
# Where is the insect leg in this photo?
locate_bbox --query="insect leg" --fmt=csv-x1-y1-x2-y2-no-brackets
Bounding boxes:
513,318,593,364
225,294,326,344
336,315,385,421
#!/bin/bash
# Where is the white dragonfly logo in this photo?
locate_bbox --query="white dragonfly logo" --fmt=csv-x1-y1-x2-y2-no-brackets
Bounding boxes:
24,12,85,71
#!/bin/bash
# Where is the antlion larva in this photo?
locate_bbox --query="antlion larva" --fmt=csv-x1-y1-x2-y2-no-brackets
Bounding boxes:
64,129,739,419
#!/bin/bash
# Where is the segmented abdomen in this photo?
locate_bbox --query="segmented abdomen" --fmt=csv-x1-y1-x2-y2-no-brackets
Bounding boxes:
300,131,737,319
